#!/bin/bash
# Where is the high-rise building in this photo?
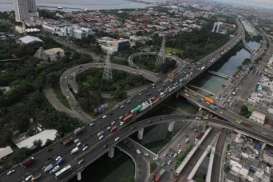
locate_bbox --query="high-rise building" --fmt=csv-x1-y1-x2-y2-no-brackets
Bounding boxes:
14,0,38,23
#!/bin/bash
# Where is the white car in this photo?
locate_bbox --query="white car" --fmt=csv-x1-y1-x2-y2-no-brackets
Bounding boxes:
82,145,88,151
25,175,33,181
119,122,124,126
6,169,15,176
97,131,104,137
98,135,104,140
114,137,120,142
136,149,141,154
102,115,107,119
89,122,95,127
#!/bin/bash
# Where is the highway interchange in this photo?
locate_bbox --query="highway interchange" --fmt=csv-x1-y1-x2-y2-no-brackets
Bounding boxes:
1,18,264,182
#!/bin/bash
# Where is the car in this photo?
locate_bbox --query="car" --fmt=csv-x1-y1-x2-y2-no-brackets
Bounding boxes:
44,164,54,173
89,122,95,127
111,121,116,126
78,159,85,165
6,169,15,176
136,149,141,154
82,145,88,151
114,137,120,142
50,165,60,174
71,147,79,155
119,121,124,126
119,105,125,109
76,142,82,147
98,135,104,140
101,115,107,119
111,126,118,133
55,156,62,162
106,126,111,131
97,131,104,137
25,175,33,181
74,138,80,144
144,153,149,157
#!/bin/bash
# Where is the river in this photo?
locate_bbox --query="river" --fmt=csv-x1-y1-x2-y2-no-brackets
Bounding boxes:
0,0,149,12
192,41,260,94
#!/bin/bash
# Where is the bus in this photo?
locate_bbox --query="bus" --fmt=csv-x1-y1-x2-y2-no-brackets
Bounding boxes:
55,165,72,179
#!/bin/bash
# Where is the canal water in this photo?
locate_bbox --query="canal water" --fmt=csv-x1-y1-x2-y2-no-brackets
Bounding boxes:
192,41,260,94
70,41,260,182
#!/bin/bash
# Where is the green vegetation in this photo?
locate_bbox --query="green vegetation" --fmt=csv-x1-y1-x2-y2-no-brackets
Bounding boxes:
175,144,193,168
163,21,229,61
77,69,150,114
134,54,160,72
240,105,252,118
195,176,205,182
0,37,94,146
166,47,184,56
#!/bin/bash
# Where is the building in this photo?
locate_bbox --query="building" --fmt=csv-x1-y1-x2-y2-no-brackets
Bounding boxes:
15,129,58,149
250,111,266,125
18,35,43,45
0,146,13,160
13,0,38,23
34,47,65,62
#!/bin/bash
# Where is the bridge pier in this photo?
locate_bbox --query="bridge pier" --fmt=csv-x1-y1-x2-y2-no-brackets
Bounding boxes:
168,121,175,132
108,146,115,158
77,171,82,181
138,128,144,140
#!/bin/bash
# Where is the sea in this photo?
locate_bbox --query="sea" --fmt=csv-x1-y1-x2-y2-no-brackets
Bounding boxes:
0,0,150,12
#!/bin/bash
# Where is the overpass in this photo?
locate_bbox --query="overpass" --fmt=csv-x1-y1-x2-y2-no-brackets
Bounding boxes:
2,111,273,182
181,89,273,146
0,19,244,181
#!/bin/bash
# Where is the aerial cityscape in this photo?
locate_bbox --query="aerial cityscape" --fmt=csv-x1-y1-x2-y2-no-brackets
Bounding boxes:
0,0,273,182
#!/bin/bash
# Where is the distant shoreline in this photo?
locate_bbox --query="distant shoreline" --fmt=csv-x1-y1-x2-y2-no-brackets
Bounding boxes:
0,0,149,12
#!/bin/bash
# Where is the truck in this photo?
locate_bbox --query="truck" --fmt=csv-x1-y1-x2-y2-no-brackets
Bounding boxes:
22,157,35,168
122,113,134,123
204,96,215,105
55,165,72,179
131,105,142,113
73,127,85,136
154,169,166,182
140,101,150,112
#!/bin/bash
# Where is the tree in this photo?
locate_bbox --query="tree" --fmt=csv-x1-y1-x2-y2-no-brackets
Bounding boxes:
113,86,127,100
240,105,251,118
33,139,42,149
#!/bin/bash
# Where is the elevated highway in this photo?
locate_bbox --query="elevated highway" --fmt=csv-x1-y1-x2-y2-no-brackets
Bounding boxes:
2,111,273,182
0,19,244,182
181,89,273,146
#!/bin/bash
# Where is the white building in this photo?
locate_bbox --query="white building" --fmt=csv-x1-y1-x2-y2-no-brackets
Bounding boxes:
13,0,38,23
0,146,13,160
34,47,65,62
18,35,43,45
250,111,266,125
16,129,58,149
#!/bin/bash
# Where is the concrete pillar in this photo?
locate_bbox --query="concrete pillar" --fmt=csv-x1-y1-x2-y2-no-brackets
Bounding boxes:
108,146,115,158
138,128,144,140
77,171,82,181
168,121,175,132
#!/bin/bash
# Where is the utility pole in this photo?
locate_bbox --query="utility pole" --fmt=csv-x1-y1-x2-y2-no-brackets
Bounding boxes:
157,35,166,65
102,51,113,80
